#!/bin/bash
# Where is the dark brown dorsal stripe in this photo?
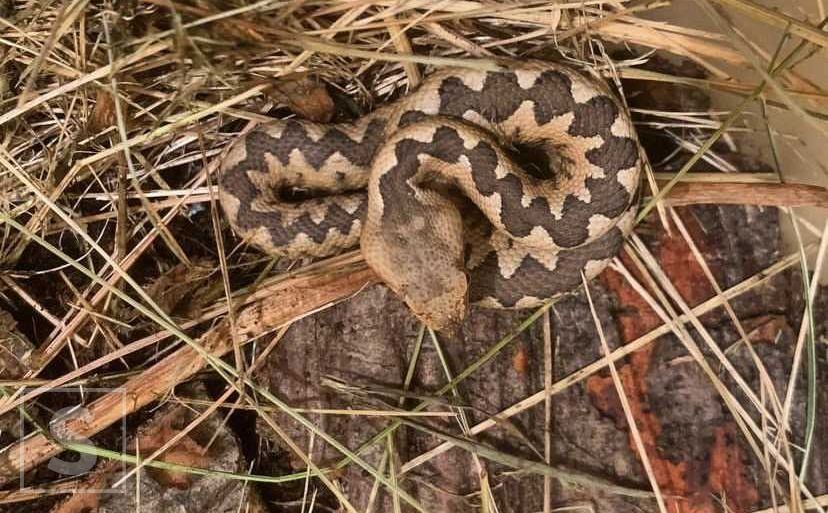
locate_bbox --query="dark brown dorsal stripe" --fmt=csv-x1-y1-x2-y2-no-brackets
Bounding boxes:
468,226,626,307
268,118,387,169
220,129,368,246
437,71,574,124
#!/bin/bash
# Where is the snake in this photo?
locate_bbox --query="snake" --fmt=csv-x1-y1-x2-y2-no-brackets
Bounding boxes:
218,60,642,330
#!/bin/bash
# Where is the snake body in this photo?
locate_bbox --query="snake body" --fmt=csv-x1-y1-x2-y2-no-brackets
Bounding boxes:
219,61,641,330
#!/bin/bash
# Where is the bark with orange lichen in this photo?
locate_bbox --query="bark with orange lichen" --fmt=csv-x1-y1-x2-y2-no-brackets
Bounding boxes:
587,209,759,513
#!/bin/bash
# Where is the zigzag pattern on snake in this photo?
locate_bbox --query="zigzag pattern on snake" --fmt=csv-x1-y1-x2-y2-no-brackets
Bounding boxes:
219,61,642,330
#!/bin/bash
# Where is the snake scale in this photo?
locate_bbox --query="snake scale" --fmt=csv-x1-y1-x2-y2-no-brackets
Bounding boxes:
219,61,642,330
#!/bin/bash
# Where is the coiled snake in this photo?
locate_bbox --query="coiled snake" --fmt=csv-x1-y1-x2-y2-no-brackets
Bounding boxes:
219,61,642,330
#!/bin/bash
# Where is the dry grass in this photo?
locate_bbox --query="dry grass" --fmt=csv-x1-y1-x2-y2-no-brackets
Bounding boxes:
0,1,826,512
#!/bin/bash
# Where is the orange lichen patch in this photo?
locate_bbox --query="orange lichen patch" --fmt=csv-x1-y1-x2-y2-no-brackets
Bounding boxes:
657,210,717,309
513,345,529,375
709,423,760,513
587,210,758,513
600,259,662,344
587,350,705,512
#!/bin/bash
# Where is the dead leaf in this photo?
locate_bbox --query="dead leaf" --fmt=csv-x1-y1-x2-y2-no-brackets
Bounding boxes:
144,434,211,489
88,89,118,133
117,258,217,327
49,463,114,513
266,73,335,123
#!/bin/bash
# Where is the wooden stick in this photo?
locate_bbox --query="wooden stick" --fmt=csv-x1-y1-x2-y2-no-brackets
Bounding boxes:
659,182,828,208
0,480,79,504
0,181,824,484
652,172,780,183
0,253,376,485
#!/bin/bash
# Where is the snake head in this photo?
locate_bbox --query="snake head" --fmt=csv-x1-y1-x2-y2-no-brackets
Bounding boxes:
362,198,469,332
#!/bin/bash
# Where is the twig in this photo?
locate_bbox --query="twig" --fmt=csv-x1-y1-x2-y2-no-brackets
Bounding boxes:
660,182,828,208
